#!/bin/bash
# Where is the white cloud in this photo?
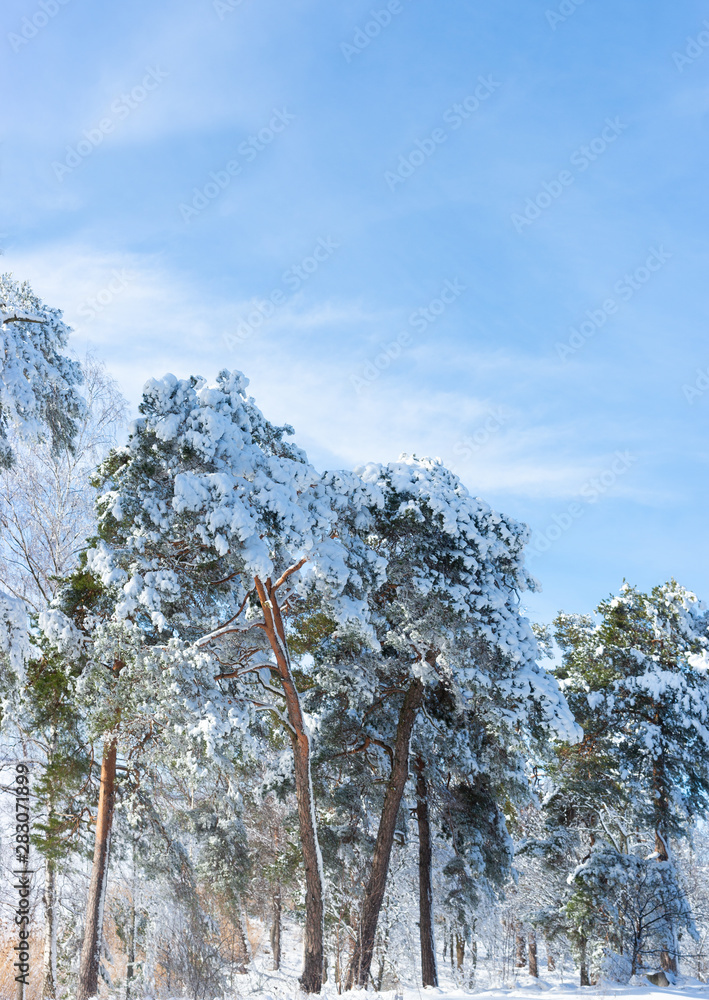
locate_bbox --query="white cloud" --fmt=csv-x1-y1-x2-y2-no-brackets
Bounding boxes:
4,241,660,506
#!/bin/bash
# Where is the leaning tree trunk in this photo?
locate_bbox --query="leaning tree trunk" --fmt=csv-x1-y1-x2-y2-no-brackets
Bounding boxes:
346,678,425,989
415,758,438,986
255,576,324,993
528,931,538,978
77,737,118,1000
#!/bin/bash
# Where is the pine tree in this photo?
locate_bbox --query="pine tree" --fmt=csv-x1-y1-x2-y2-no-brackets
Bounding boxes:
81,369,384,993
524,581,709,980
306,456,577,988
555,581,709,974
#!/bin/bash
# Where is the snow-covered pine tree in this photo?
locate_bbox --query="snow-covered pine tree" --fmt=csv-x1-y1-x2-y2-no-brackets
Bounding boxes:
306,455,578,989
81,369,384,993
0,275,84,470
551,581,709,976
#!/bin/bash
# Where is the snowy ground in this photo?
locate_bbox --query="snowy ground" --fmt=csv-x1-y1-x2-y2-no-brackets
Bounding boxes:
207,942,709,1000
211,970,709,1000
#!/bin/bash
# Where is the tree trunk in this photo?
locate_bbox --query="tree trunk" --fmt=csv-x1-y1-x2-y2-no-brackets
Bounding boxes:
455,935,465,971
77,737,118,1000
653,733,678,977
528,931,538,978
375,955,385,992
655,825,669,858
270,883,282,971
654,828,679,975
334,924,341,991
415,759,438,987
515,923,526,967
545,939,555,971
255,576,323,993
346,678,425,989
41,857,57,999
125,895,136,1000
467,938,477,988
579,937,590,986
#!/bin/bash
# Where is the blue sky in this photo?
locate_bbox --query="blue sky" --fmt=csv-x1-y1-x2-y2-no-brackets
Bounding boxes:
2,0,708,626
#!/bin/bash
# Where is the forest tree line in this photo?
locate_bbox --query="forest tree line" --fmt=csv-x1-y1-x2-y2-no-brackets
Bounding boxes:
1,276,709,1000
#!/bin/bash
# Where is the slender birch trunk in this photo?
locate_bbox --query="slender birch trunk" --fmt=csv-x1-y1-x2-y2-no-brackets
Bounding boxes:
346,678,425,989
77,737,118,1000
415,759,437,986
255,576,324,993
